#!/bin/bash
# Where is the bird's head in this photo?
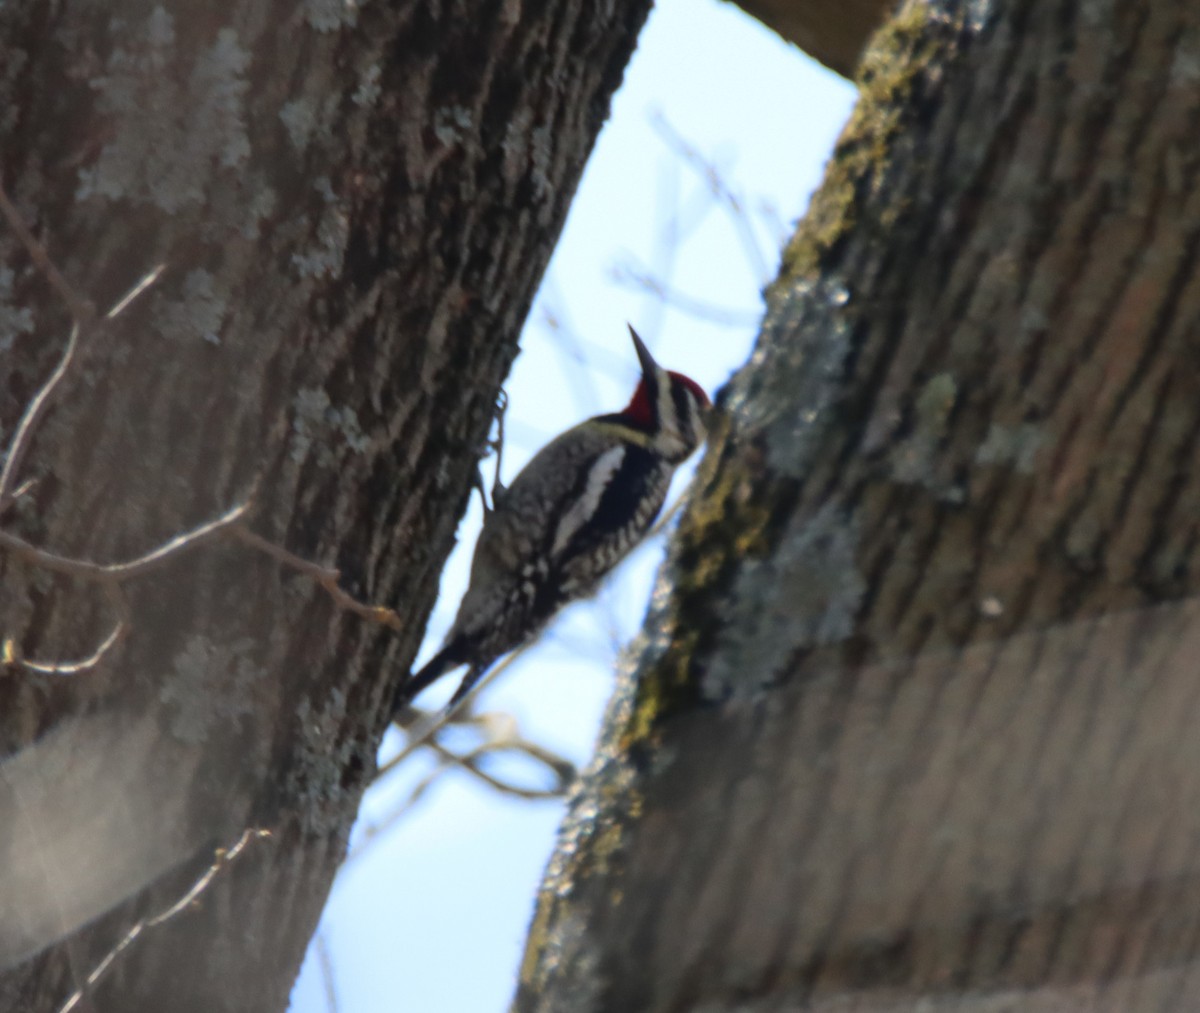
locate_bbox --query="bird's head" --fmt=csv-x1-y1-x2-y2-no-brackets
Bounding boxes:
621,325,711,463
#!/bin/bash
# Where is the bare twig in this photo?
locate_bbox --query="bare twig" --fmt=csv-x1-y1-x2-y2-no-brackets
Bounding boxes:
4,618,123,675
0,178,163,516
0,502,251,584
0,323,78,515
471,388,511,514
1,504,251,676
0,181,94,324
350,704,575,861
381,652,523,778
0,258,164,517
230,524,402,631
0,256,165,515
104,264,166,322
611,258,760,327
0,186,397,675
537,285,606,416
1,503,408,674
649,111,773,287
55,828,271,1013
436,737,575,799
316,931,341,1013
7,477,37,502
347,649,578,857
6,582,133,675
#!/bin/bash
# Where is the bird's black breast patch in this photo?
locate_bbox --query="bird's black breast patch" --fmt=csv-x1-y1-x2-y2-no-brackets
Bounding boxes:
557,443,666,570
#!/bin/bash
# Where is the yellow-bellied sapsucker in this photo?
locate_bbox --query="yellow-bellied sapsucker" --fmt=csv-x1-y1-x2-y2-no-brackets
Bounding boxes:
394,326,710,714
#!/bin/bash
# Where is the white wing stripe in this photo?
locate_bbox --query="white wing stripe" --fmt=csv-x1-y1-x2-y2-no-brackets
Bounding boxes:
551,445,626,557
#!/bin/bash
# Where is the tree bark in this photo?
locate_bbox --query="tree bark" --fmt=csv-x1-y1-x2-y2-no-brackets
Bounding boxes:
0,1,649,1009
730,0,891,78
517,0,1200,1009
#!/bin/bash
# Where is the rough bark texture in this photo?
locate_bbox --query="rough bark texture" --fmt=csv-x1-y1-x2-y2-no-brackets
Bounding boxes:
518,0,1200,1009
0,0,650,1010
730,0,891,77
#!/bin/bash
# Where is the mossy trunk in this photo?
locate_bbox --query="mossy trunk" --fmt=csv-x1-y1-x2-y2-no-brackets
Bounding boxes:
518,0,1200,1009
0,1,650,1009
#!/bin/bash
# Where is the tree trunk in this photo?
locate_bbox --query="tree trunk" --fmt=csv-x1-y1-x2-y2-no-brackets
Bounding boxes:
517,0,1200,1009
0,1,649,1009
730,0,891,77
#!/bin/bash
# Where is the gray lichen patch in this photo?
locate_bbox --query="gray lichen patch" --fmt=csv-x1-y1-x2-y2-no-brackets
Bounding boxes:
0,266,33,354
291,178,350,280
353,63,382,108
279,96,332,153
890,372,959,490
290,387,372,466
159,635,262,745
77,11,252,216
432,105,474,146
915,372,958,430
288,687,361,836
153,269,228,345
303,0,360,33
727,275,854,479
975,421,1044,474
702,502,866,701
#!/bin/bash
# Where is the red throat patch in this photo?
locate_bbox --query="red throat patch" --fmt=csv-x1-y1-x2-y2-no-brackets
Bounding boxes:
623,381,655,429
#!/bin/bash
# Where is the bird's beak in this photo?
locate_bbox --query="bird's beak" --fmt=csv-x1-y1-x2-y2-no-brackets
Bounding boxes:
628,324,660,381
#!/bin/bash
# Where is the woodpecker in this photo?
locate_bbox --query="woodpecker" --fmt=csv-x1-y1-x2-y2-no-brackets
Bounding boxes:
394,326,710,715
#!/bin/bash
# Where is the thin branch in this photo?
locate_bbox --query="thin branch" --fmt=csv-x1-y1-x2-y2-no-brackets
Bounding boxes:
349,648,577,859
1,503,407,674
104,504,252,579
0,185,401,676
8,477,37,502
3,618,124,675
105,264,166,321
611,259,761,327
436,738,575,799
230,524,403,631
649,111,773,287
0,501,252,582
55,828,271,1013
538,287,606,416
348,765,448,859
316,931,341,1013
381,651,524,779
0,181,94,324
0,324,78,515
12,583,134,676
0,178,164,518
349,722,574,863
0,505,246,675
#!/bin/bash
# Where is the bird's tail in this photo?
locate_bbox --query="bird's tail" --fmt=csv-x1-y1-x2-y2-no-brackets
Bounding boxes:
446,664,486,708
392,642,462,716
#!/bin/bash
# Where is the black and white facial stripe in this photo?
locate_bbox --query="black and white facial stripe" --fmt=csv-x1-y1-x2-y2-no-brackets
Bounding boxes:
628,326,707,462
